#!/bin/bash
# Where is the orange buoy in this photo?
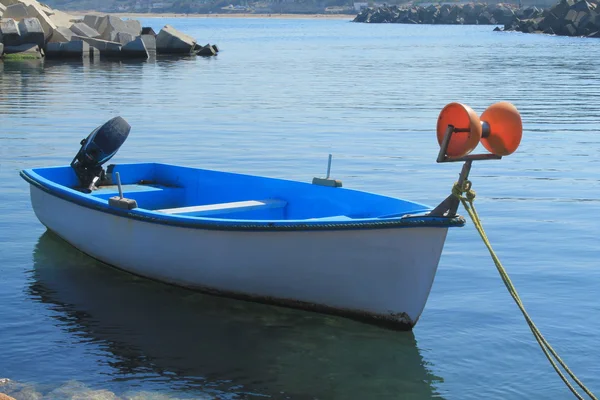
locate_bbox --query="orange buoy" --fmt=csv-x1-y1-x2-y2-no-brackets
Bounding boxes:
480,102,523,156
436,102,482,158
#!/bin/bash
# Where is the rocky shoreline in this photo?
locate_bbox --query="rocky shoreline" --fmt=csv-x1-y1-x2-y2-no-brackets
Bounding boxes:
353,2,524,25
501,0,600,37
353,0,600,38
0,0,219,62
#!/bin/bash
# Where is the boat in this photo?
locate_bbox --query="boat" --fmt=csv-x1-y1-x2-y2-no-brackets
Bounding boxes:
20,101,522,330
30,231,443,397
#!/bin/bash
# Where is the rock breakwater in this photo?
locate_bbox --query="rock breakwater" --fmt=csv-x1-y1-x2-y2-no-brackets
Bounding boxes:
0,0,219,61
353,0,600,38
353,3,527,25
501,0,600,37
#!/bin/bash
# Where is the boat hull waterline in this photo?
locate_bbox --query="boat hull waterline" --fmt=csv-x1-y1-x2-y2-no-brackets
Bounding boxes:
21,163,464,330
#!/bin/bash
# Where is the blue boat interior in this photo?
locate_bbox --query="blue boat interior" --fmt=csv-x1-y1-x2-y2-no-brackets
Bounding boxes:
25,163,433,222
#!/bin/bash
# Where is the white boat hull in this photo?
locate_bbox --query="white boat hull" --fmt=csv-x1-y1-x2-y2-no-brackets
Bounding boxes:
29,185,448,329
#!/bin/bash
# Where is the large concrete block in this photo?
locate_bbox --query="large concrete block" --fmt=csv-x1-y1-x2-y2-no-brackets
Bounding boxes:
551,0,575,19
45,41,90,59
121,36,148,58
0,0,37,5
49,26,73,43
73,35,121,55
123,19,142,35
4,3,28,20
565,23,577,34
115,31,134,45
156,24,196,54
48,8,77,28
565,9,578,22
140,34,156,53
18,17,44,47
574,10,588,26
196,44,216,57
70,22,100,38
26,4,57,39
97,15,129,42
141,26,156,35
0,18,22,46
63,40,90,58
89,45,100,60
83,14,103,30
44,41,61,57
3,43,43,58
570,0,593,12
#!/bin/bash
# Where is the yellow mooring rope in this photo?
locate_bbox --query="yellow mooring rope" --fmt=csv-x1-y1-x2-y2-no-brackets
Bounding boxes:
452,180,597,400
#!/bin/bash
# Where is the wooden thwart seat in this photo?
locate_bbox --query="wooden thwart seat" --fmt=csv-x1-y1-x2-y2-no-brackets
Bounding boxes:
156,199,287,216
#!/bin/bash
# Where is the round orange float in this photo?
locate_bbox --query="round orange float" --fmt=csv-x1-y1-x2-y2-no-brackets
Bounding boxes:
480,102,523,156
436,101,523,158
436,103,482,158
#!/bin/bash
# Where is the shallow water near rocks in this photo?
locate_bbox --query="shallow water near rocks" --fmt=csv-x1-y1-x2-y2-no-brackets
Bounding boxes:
1,17,600,400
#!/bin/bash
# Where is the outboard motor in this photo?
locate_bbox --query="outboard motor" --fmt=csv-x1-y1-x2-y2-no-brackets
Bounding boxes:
70,116,131,191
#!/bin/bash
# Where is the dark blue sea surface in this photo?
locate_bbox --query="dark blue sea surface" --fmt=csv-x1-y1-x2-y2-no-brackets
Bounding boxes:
1,17,599,399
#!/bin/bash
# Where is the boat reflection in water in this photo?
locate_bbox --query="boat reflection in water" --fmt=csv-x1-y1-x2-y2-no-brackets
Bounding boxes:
29,231,445,399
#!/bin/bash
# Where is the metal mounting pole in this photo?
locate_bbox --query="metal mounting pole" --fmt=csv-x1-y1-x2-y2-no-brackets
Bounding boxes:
429,161,472,217
116,172,124,199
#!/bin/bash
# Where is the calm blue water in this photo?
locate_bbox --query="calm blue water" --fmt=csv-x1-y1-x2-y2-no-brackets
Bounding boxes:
1,17,600,400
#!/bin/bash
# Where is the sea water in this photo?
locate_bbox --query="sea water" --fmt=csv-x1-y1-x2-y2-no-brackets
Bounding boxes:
0,17,599,399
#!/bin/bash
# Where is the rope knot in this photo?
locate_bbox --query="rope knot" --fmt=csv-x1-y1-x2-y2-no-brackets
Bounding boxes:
452,179,475,199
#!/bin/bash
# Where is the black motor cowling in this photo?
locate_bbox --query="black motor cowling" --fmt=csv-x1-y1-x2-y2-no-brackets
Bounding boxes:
71,116,131,190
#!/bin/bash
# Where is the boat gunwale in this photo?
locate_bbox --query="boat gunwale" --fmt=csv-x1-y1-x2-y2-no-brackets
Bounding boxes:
20,167,466,232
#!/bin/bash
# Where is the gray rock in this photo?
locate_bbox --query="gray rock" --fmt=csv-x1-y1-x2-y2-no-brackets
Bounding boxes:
565,9,578,22
570,0,593,12
63,40,90,58
550,0,574,19
538,12,561,32
44,41,62,57
141,26,156,35
3,3,28,20
49,26,73,43
97,15,139,42
576,15,597,35
70,22,100,38
574,10,588,26
156,24,196,54
196,44,216,56
140,34,156,53
83,14,102,30
26,4,57,40
121,36,148,58
115,31,134,45
18,18,45,48
89,46,100,59
123,19,142,36
565,23,577,35
0,43,4,56
47,8,77,29
72,35,121,55
0,19,21,46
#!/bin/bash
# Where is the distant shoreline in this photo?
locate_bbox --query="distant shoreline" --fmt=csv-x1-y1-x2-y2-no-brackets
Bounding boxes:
74,11,356,20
